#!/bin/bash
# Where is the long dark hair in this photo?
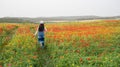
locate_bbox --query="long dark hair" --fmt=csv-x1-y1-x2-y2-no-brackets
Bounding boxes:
38,24,44,32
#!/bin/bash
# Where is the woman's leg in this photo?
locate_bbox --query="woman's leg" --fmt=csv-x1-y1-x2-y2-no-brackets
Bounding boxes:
41,42,44,48
41,33,44,48
40,42,43,47
38,32,44,48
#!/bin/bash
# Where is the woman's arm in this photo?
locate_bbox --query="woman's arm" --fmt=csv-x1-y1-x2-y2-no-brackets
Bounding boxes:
44,27,47,32
34,26,39,36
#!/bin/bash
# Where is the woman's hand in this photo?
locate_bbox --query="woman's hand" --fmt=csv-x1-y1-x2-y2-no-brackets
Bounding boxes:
44,27,47,32
34,32,37,36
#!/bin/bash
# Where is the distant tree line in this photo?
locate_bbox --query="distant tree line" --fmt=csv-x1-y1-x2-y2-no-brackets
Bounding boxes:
0,16,120,23
0,18,31,23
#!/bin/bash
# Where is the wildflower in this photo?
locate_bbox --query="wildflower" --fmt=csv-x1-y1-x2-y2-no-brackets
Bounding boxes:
27,60,30,63
60,56,64,59
7,63,11,67
0,65,2,67
79,58,83,61
86,57,91,60
33,55,37,59
29,65,32,67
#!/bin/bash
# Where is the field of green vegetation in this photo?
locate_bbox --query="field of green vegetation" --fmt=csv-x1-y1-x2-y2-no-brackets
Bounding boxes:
0,20,120,67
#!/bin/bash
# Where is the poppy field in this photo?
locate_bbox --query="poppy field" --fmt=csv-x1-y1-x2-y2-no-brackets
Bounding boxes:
0,20,120,67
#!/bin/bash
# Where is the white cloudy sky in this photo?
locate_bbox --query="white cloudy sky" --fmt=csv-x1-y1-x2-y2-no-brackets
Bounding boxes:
0,0,120,17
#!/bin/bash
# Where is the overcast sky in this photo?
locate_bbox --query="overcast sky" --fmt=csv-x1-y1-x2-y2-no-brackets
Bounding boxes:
0,0,120,17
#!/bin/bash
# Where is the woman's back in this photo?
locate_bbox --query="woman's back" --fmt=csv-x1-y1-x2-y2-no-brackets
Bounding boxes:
38,24,44,32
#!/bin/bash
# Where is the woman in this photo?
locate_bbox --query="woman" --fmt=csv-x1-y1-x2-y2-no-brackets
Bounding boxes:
34,21,47,48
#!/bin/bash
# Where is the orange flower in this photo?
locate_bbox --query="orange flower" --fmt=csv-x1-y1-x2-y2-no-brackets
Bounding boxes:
7,63,11,67
86,57,91,61
79,58,83,61
0,27,3,34
33,55,37,59
0,65,2,67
